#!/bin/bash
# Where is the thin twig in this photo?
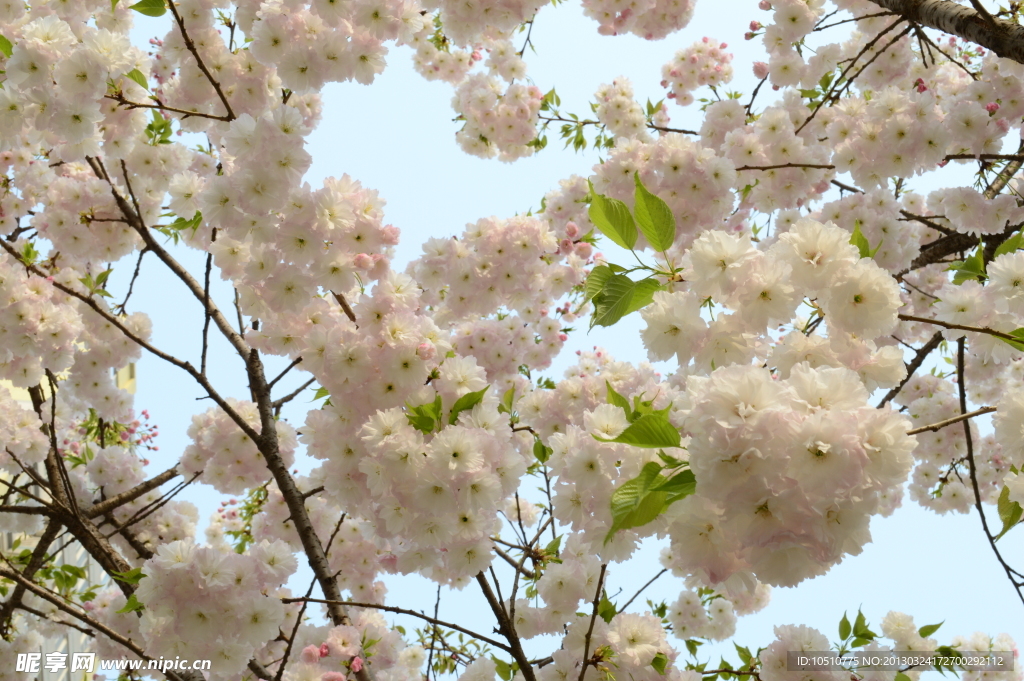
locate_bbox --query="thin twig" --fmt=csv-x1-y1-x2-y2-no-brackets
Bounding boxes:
165,0,236,121
876,331,944,408
906,406,996,435
577,564,608,681
618,568,667,612
957,337,1024,606
280,597,513,652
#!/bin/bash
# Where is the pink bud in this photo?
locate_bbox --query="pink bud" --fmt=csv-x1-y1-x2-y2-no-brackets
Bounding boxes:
758,0,771,8
565,221,579,238
351,658,364,673
353,253,373,269
702,36,709,43
321,674,346,681
382,224,400,245
750,20,761,30
986,102,1000,113
560,238,574,254
574,242,593,259
320,643,331,658
558,333,568,341
471,51,482,61
416,343,437,361
753,61,769,79
120,431,129,441
301,646,321,665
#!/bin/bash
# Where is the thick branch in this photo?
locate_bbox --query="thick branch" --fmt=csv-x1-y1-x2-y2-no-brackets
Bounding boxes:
476,572,537,681
865,0,1024,65
85,466,179,519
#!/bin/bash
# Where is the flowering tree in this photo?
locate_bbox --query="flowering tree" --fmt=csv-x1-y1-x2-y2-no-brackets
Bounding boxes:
1,0,1024,680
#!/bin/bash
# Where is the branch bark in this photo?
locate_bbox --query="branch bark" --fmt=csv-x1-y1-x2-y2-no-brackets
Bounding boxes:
865,0,1024,65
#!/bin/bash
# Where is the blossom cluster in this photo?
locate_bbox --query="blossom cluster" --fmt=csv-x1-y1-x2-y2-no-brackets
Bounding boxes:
661,37,734,107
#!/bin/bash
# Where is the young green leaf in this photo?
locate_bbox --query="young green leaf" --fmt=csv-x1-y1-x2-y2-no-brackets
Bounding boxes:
649,469,696,504
606,380,633,419
588,181,637,250
585,265,615,301
111,567,147,585
116,593,145,614
997,328,1024,353
995,231,1023,259
591,275,662,328
533,439,552,463
850,224,872,259
593,413,681,448
449,385,488,424
0,34,12,59
918,621,943,638
633,172,676,252
598,593,617,624
651,652,669,675
129,0,166,16
996,483,1023,540
606,462,668,542
124,68,149,91
839,612,851,640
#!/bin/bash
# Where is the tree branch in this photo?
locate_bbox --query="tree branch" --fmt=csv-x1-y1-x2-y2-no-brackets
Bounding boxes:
865,0,1024,65
956,337,1024,606
279,597,513,653
906,405,996,434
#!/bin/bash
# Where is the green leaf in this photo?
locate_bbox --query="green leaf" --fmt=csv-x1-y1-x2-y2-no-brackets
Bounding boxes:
839,612,851,640
585,265,615,301
995,231,1024,259
950,247,986,284
598,593,617,624
498,387,515,414
918,621,943,638
850,223,873,259
588,181,637,250
0,34,12,59
111,567,146,585
493,658,513,681
605,462,668,542
124,68,149,91
115,593,145,614
544,534,561,557
594,413,681,449
649,469,696,504
895,673,911,681
996,483,1023,540
633,172,676,252
651,652,669,675
658,450,684,468
312,386,330,401
406,394,443,433
129,0,166,16
591,275,662,328
606,380,633,419
112,0,120,9
734,644,752,666
449,385,488,424
852,610,876,640
998,328,1024,353
533,439,552,463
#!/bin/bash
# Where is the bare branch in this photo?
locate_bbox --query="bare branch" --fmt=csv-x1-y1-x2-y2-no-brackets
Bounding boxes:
906,405,996,434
